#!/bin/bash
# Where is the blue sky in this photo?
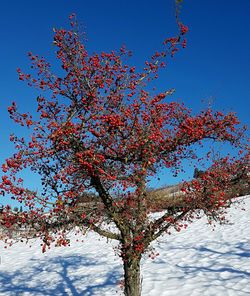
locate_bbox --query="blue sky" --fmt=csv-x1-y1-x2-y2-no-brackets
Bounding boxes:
0,0,249,200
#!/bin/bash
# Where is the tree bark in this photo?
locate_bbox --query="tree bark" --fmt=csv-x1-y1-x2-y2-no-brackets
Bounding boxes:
123,255,142,296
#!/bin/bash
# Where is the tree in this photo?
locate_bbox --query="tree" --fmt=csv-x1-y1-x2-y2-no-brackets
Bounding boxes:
0,5,249,296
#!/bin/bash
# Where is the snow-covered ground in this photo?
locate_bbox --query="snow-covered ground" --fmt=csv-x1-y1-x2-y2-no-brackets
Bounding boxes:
0,196,249,296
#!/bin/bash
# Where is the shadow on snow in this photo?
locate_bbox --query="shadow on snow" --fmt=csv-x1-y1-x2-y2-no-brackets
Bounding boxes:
0,254,121,295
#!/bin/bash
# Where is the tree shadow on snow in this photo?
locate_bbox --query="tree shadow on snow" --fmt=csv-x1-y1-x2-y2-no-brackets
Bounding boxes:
177,262,250,294
175,241,250,293
196,241,250,258
150,240,250,294
0,254,121,295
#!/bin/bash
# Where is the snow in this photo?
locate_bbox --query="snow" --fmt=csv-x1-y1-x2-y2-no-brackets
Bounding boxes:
0,196,250,296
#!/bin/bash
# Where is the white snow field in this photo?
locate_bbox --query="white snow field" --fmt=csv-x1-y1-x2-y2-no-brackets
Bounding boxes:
0,196,249,296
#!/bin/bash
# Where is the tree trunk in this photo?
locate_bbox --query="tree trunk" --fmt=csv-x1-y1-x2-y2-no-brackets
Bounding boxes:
123,255,142,296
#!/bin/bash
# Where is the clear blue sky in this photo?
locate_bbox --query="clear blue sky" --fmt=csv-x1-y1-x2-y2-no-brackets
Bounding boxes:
0,0,249,197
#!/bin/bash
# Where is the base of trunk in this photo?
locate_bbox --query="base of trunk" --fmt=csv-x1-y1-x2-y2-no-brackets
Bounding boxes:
123,256,141,296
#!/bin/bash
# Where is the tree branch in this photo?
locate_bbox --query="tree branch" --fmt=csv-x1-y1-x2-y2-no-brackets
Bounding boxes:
90,175,127,233
143,210,188,247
